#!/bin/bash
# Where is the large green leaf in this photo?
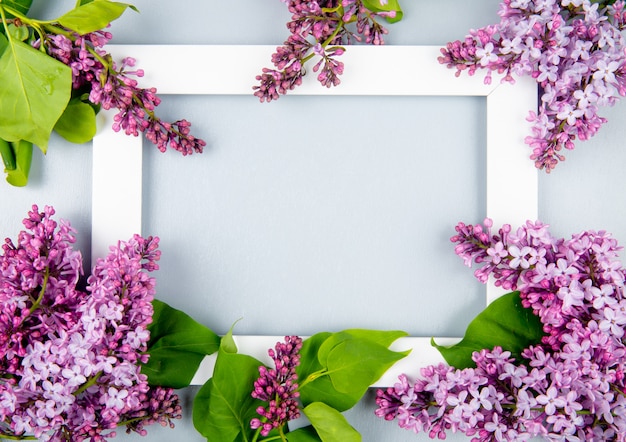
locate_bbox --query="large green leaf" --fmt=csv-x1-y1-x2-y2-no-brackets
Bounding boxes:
298,330,408,411
0,32,7,57
4,140,31,187
58,0,137,35
192,327,262,442
303,402,361,442
317,329,406,367
0,38,71,151
54,99,97,144
286,426,322,442
2,0,33,17
298,332,362,412
362,0,403,23
432,291,545,369
325,338,409,394
142,299,220,388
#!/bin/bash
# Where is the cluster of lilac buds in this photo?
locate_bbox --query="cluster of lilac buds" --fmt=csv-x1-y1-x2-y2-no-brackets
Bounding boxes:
438,0,626,172
250,336,303,437
0,205,181,441
253,0,399,102
42,29,205,155
376,218,626,440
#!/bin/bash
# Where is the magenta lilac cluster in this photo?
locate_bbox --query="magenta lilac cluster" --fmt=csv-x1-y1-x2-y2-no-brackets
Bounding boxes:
253,0,397,102
438,0,626,172
0,205,181,441
40,30,205,155
376,219,626,440
250,336,303,436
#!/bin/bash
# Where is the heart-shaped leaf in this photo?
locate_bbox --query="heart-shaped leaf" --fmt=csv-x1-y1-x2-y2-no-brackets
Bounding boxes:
432,291,545,368
192,328,261,442
0,38,71,151
58,0,137,35
142,299,220,388
54,99,97,144
303,402,361,442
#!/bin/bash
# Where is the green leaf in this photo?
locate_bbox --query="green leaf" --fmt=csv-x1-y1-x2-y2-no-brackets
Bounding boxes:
7,23,28,42
0,33,7,57
142,299,220,388
5,140,32,187
0,137,15,171
298,330,408,412
298,332,362,412
58,0,136,35
303,402,361,442
192,346,262,441
432,291,545,369
221,320,241,354
325,338,409,394
0,38,72,151
361,0,403,23
2,0,33,17
317,329,406,367
54,99,97,144
286,426,322,442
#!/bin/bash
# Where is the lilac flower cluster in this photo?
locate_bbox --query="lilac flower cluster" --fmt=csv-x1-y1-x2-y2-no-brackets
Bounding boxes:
438,0,626,172
250,336,303,437
41,29,205,155
0,205,181,441
376,219,626,440
253,0,397,102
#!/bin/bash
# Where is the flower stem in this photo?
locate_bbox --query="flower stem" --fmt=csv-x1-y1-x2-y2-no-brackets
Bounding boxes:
73,371,103,396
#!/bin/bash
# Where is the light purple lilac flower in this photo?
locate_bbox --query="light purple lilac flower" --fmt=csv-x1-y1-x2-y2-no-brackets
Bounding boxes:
376,219,626,440
250,336,303,436
0,205,181,441
438,0,626,172
39,29,205,155
254,0,397,102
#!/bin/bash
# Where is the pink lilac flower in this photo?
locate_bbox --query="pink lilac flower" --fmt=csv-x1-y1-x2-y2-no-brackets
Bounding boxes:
0,205,181,441
376,218,626,440
254,0,398,102
438,0,626,172
250,336,303,436
38,30,205,155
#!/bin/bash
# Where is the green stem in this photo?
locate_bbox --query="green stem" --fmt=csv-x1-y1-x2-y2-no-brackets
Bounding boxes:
251,426,262,442
28,268,49,314
298,368,328,389
73,371,102,396
0,433,37,441
278,426,288,442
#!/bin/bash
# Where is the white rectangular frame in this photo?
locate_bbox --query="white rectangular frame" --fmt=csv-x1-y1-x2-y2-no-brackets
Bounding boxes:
93,45,538,386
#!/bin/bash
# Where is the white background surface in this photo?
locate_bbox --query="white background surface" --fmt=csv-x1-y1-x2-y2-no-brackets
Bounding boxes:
2,1,626,441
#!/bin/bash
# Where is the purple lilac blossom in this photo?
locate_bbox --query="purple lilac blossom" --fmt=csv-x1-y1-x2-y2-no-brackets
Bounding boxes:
0,205,181,441
254,0,396,102
39,29,205,155
376,219,626,440
250,336,303,436
438,0,626,172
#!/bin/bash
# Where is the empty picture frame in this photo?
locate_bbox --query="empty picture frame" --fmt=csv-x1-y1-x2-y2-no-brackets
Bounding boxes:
92,45,538,386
